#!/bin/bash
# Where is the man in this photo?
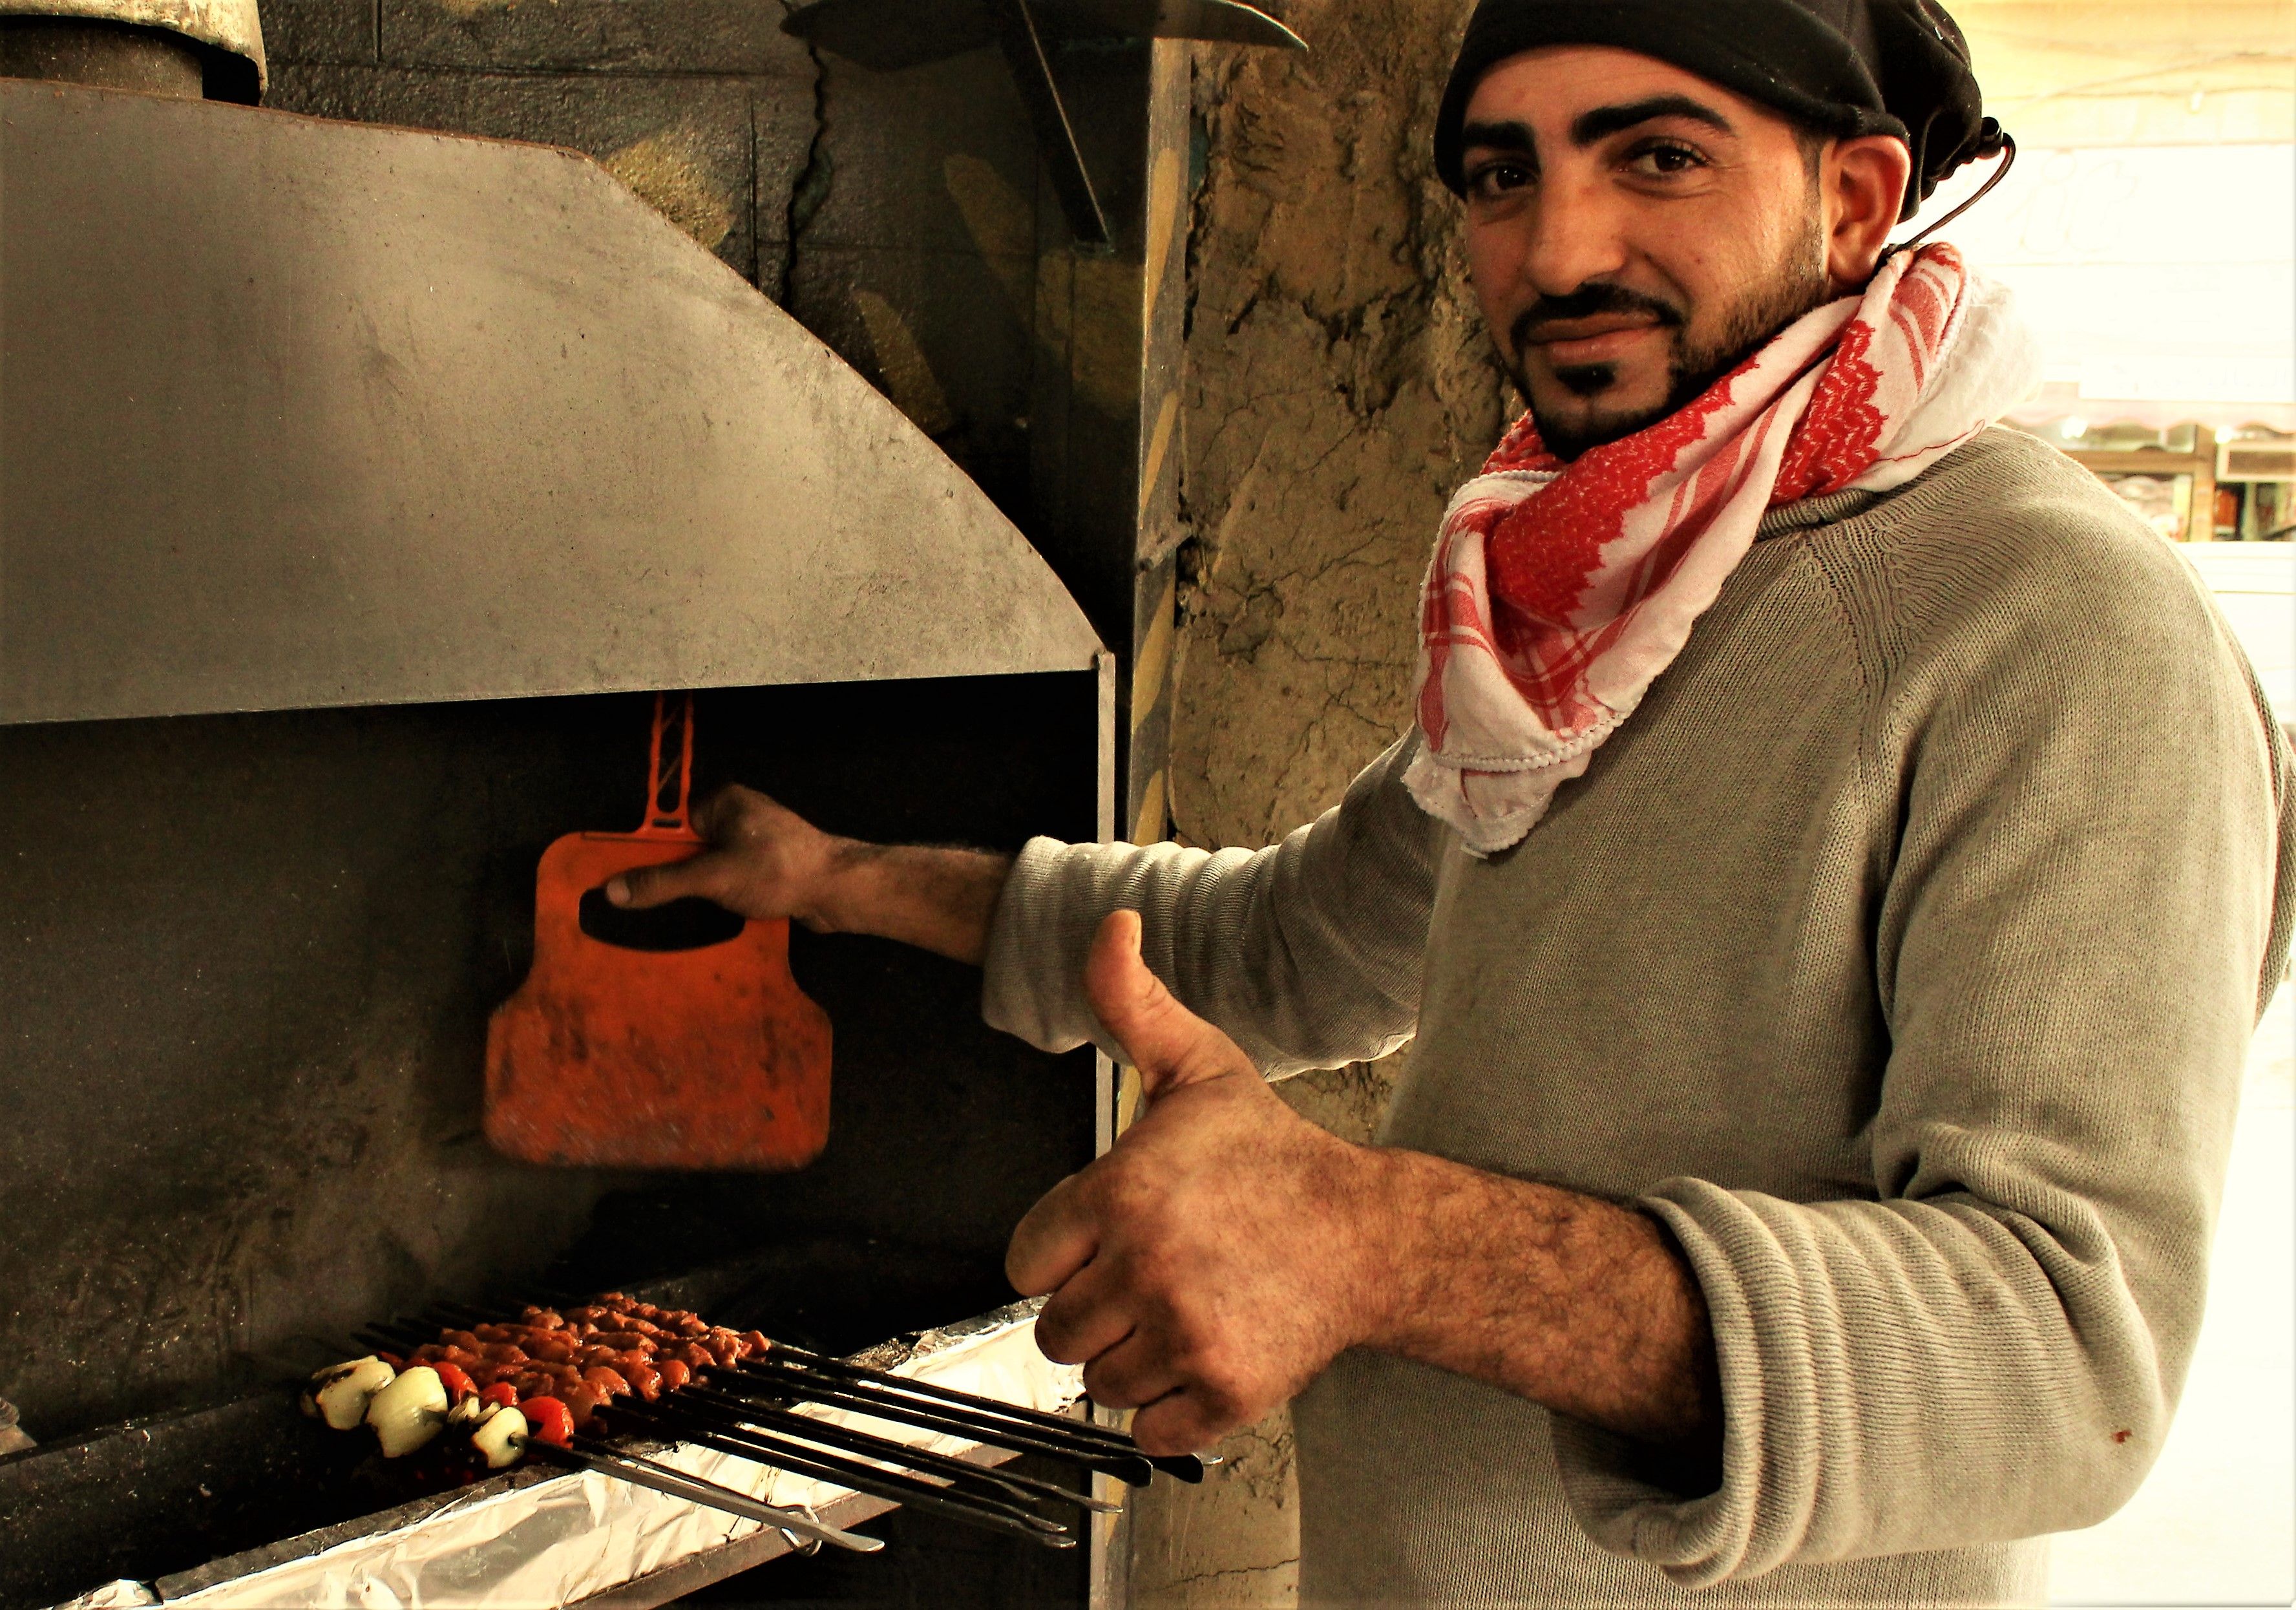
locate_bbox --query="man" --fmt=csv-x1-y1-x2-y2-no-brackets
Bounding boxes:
611,0,2296,1600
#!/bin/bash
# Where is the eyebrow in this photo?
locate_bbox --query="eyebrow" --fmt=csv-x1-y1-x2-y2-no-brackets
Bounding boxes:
1457,95,1737,175
1458,118,1537,158
1570,94,1736,145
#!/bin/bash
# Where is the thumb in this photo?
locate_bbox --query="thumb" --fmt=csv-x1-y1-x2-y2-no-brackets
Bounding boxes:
605,852,726,910
1084,911,1250,1097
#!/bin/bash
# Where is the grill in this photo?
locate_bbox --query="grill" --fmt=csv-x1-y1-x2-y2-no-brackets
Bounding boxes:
5,1285,1172,1608
0,34,1141,1605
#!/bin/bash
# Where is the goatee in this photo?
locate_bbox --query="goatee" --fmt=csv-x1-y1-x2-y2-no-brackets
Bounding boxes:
1508,236,1835,462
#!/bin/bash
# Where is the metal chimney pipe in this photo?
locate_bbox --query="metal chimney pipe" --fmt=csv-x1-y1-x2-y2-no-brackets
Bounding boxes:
0,16,205,97
0,0,262,100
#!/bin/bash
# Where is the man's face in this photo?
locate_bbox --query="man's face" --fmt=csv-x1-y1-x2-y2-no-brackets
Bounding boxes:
1459,47,1835,460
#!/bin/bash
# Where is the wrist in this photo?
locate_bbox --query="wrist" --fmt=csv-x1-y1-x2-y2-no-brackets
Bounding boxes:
805,836,883,935
1334,1143,1435,1354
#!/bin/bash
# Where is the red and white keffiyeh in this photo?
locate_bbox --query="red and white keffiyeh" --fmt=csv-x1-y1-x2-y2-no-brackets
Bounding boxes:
1406,243,2041,854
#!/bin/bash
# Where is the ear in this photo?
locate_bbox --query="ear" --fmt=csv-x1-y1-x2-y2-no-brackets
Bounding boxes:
1822,135,1913,288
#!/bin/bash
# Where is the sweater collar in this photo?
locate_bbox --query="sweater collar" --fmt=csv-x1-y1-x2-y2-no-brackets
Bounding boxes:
1756,483,1888,540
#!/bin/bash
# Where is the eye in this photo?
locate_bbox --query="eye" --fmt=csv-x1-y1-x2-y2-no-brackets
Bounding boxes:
1625,140,1707,178
1466,158,1536,199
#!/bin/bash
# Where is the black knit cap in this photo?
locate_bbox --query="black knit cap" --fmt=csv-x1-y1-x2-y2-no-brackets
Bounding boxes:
1433,0,1999,220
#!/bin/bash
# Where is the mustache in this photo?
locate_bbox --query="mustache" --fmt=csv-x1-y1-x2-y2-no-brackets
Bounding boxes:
1511,284,1687,350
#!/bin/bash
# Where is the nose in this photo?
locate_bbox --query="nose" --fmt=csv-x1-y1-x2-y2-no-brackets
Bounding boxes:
1516,172,1631,302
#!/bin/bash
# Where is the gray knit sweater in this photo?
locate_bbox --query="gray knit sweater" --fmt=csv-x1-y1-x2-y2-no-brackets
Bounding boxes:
983,429,2296,1606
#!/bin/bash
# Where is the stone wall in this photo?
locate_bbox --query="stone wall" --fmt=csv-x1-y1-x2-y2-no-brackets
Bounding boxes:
1130,1,1510,1600
1169,0,1503,853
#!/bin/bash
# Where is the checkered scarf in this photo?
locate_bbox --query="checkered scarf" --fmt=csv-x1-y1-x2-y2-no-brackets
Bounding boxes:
1406,244,2041,854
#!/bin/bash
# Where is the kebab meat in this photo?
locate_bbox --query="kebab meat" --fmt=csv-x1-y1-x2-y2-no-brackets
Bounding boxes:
301,1293,768,1466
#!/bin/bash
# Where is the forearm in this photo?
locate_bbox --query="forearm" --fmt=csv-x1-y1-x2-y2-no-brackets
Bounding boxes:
809,840,1012,965
1356,1147,1722,1455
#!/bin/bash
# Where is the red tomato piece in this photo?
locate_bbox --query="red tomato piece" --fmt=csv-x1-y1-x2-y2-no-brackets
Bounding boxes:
479,1382,519,1410
520,1397,574,1450
432,1362,478,1404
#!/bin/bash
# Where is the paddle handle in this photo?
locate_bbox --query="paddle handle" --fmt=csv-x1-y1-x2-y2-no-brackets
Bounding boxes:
640,691,697,838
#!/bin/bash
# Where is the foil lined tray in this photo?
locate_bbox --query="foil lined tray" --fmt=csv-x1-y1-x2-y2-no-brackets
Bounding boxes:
52,1302,1080,1610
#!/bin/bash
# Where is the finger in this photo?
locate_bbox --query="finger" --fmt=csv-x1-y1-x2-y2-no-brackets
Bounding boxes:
1031,1258,1137,1366
1080,1331,1185,1412
606,851,730,909
691,783,801,845
1004,1174,1101,1298
1083,911,1250,1097
686,787,739,841
1130,1384,1240,1457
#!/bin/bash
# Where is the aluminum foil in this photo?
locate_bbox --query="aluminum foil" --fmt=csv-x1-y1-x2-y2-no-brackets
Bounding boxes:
70,1303,1080,1610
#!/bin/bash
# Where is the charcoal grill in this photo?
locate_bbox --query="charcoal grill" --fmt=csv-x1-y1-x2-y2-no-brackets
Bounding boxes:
0,58,1130,1610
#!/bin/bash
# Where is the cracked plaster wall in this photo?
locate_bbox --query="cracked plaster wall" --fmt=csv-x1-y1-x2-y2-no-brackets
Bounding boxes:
1133,1,1511,1602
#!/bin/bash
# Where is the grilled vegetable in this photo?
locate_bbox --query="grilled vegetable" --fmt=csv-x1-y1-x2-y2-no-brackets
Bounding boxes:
366,1364,451,1457
471,1404,530,1470
311,1357,397,1432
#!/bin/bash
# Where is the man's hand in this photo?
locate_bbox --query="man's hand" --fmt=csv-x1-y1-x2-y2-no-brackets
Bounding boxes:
1007,911,1396,1456
606,787,845,926
605,786,1013,965
1008,912,1723,1461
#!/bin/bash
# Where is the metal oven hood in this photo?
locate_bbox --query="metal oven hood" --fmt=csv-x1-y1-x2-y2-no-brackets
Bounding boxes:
0,78,1102,727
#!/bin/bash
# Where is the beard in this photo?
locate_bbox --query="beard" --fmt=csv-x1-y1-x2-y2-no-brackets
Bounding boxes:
1504,218,1833,462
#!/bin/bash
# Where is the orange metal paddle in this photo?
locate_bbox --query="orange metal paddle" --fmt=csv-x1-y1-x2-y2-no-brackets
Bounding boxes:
484,694,832,1169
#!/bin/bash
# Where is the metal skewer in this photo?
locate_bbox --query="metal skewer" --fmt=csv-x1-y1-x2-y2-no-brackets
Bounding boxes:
359,1315,1141,1480
408,1297,1179,1472
348,1298,1170,1534
674,1383,1117,1515
525,1439,883,1553
622,1401,1075,1549
339,1321,1060,1542
766,1340,1132,1445
721,1359,1160,1485
758,1342,1208,1480
350,1315,1129,1488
